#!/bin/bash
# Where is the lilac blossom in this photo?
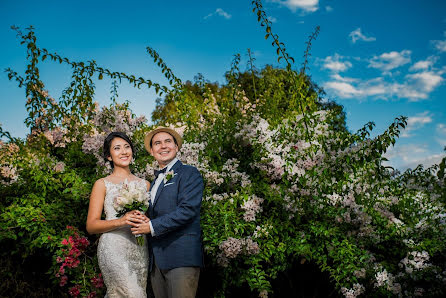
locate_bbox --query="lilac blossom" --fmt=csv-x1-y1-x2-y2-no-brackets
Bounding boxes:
340,283,364,298
241,195,264,222
399,251,431,274
218,237,260,264
53,162,66,173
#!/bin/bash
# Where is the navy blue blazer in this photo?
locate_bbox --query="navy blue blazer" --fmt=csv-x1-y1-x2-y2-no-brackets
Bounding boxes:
148,160,204,271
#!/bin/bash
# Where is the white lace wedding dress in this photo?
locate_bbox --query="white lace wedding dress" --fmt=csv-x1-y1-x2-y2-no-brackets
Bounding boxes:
97,179,149,298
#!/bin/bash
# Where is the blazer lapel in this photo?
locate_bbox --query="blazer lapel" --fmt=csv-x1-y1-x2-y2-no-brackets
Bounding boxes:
169,159,182,174
152,179,165,207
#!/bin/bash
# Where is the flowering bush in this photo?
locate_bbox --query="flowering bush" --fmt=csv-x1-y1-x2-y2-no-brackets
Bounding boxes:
53,226,104,297
163,82,445,297
1,19,445,298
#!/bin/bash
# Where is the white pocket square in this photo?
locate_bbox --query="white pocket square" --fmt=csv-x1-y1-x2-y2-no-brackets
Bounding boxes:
164,182,175,187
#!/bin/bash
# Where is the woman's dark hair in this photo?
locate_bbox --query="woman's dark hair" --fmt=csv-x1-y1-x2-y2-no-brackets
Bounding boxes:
103,132,135,168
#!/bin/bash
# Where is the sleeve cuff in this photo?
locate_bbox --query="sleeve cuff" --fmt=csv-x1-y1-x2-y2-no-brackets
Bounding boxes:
149,220,156,236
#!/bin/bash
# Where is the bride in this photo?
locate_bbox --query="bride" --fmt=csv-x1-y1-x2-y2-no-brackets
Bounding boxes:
86,132,150,297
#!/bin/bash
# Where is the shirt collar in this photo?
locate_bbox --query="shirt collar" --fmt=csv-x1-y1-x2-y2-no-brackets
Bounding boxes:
159,157,178,173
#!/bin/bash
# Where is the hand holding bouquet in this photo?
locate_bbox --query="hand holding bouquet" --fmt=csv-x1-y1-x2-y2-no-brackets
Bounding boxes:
113,180,150,246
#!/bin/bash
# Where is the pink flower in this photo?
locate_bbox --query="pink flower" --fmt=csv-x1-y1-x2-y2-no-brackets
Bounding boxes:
64,256,80,268
69,247,81,257
71,258,80,268
61,239,69,245
68,285,81,297
91,274,104,288
77,237,90,249
59,275,68,287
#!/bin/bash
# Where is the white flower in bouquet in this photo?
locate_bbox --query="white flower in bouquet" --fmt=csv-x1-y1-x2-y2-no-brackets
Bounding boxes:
113,196,126,211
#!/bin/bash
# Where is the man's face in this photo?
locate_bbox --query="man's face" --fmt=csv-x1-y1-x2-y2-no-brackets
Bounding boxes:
150,132,178,168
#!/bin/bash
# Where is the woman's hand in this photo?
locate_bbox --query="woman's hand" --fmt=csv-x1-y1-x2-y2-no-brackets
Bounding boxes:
120,210,139,227
129,212,151,235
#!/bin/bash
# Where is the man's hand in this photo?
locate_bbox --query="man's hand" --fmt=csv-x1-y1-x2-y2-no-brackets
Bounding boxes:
129,211,151,235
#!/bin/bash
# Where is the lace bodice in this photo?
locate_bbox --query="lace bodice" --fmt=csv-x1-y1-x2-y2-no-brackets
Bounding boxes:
103,178,148,220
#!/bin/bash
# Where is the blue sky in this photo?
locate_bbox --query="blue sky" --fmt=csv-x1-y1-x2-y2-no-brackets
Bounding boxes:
1,0,445,171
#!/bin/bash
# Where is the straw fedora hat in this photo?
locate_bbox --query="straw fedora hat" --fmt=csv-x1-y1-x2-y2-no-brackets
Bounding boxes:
144,127,183,152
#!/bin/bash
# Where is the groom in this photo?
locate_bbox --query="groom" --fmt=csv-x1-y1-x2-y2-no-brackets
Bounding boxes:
131,127,204,298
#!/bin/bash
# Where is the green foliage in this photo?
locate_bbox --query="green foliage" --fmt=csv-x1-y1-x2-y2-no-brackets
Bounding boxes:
2,1,445,297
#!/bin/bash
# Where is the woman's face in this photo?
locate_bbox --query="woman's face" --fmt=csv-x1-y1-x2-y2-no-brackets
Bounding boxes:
108,137,132,168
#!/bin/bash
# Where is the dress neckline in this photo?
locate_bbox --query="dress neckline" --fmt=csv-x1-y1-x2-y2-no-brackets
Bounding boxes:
103,178,143,186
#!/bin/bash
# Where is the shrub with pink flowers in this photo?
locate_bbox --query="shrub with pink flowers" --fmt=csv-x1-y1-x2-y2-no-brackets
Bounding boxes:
52,226,103,297
1,3,446,297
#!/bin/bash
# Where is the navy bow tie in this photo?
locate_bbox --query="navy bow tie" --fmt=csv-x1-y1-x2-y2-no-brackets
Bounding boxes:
154,168,167,179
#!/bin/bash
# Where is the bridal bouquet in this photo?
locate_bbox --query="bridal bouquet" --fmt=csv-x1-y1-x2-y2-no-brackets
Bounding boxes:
113,180,150,246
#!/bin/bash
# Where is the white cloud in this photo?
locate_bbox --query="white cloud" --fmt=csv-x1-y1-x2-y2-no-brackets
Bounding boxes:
204,8,232,20
271,0,319,13
400,153,445,170
400,111,432,138
431,31,446,53
410,56,438,71
324,81,361,98
321,54,352,72
364,84,387,96
324,69,443,101
268,16,277,23
437,124,446,147
388,80,435,101
406,71,444,93
349,28,376,43
326,82,385,98
368,50,411,72
324,75,387,99
330,73,357,83
435,40,446,52
384,144,445,171
325,6,333,12
385,143,427,159
437,123,446,135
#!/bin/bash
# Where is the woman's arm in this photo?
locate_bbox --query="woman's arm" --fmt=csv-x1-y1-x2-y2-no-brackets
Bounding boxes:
86,179,137,234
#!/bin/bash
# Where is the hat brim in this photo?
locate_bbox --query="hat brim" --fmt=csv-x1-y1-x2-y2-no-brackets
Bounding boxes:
144,127,183,152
